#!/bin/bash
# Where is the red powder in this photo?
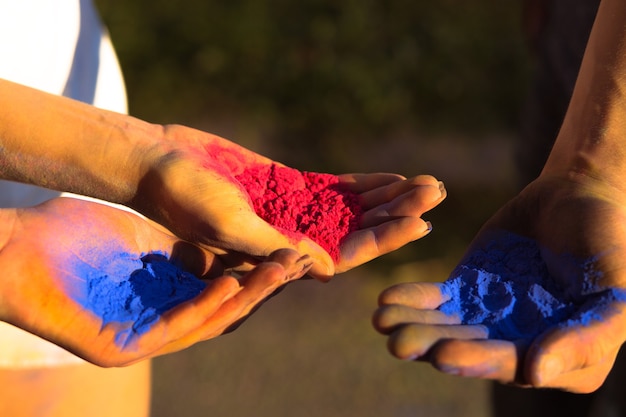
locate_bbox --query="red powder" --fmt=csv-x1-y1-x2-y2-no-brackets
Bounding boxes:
234,164,361,262
198,143,361,262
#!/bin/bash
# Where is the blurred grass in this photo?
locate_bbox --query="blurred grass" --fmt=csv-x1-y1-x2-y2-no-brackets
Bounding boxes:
151,270,491,417
94,1,527,415
96,0,529,172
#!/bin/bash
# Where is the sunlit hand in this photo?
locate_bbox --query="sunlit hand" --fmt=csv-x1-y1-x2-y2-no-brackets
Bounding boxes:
0,197,311,367
335,173,445,275
373,176,626,393
135,125,445,280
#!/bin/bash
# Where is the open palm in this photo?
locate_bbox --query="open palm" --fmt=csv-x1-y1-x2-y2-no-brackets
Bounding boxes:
374,175,626,393
0,197,310,367
135,125,446,280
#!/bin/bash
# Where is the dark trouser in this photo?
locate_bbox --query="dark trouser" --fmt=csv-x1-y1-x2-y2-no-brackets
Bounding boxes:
495,1,625,416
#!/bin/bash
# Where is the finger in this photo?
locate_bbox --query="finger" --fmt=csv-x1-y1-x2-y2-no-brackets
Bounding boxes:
378,283,449,309
253,248,313,283
216,248,314,281
201,248,261,275
129,275,242,358
358,175,445,212
526,305,626,389
210,251,312,335
216,212,335,278
158,251,304,353
387,323,488,360
337,217,432,272
360,186,445,230
147,277,279,357
225,252,296,306
168,240,225,278
338,173,407,193
428,339,521,383
126,254,302,357
529,350,618,393
373,304,460,334
193,261,294,338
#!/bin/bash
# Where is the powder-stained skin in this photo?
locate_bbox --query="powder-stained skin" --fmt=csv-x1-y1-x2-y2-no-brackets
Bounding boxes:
70,147,362,346
198,142,362,262
438,231,623,342
235,164,361,262
80,252,206,346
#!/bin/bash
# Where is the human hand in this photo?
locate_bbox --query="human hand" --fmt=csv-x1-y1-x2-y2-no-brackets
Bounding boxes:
333,173,445,275
0,197,311,367
135,125,445,280
373,176,626,393
0,82,443,279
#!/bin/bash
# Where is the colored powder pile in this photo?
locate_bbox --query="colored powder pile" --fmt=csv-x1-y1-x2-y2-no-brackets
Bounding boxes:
79,252,206,346
438,231,622,341
234,164,362,262
199,143,362,262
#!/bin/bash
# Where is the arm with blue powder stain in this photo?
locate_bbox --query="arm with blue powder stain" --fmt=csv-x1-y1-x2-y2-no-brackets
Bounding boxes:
373,0,626,394
0,78,445,280
0,197,312,367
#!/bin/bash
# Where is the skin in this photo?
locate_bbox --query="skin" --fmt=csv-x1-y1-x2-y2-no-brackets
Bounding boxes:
0,197,314,367
373,0,626,394
0,79,445,280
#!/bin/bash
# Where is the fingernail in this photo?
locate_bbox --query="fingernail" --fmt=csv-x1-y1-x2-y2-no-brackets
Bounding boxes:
322,259,335,277
438,365,460,376
287,255,313,281
412,221,433,242
420,221,432,237
539,355,563,384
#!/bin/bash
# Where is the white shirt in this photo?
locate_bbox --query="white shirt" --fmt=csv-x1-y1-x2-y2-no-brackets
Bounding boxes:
0,0,127,207
0,0,128,367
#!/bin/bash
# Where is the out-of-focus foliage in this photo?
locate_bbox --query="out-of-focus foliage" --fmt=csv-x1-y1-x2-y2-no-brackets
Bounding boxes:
96,0,529,170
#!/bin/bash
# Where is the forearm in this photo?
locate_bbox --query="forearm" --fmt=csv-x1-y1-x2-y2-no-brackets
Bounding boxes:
0,79,162,204
542,0,626,192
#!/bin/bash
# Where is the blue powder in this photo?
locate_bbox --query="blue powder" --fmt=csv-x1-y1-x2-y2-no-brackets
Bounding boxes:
70,251,206,346
438,231,625,341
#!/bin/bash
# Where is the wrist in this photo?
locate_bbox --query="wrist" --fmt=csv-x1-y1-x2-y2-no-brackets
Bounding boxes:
540,75,626,194
79,111,166,205
0,78,166,205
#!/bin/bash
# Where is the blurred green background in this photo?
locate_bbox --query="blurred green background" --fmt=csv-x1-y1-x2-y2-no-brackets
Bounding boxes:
95,0,530,415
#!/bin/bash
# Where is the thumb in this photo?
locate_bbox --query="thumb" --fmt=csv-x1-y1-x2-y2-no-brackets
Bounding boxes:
526,302,626,392
231,214,335,279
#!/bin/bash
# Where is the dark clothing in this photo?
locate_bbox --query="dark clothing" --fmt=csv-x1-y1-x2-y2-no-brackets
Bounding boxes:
514,0,600,187
495,2,624,416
